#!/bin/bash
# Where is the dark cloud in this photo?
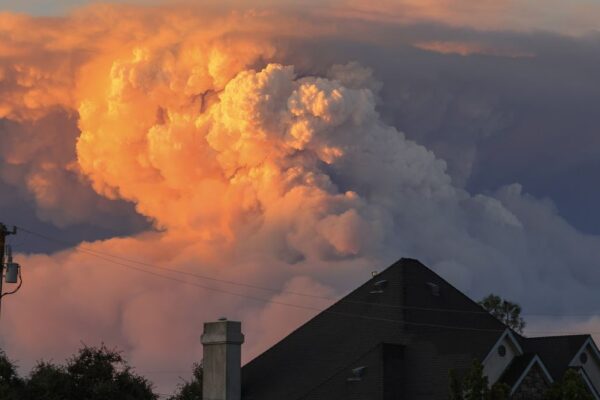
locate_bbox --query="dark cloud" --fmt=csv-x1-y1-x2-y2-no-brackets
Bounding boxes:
276,25,600,234
0,112,150,252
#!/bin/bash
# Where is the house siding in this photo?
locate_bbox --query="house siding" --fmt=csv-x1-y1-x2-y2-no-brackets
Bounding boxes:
571,345,600,394
484,334,520,385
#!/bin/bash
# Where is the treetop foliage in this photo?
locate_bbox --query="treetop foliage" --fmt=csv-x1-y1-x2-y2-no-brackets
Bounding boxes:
479,294,526,334
0,344,159,400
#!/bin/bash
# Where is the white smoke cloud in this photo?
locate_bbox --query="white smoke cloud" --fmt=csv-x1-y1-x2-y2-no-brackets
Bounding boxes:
1,3,600,395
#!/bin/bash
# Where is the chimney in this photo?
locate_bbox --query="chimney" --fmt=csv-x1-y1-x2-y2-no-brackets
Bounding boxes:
201,319,245,400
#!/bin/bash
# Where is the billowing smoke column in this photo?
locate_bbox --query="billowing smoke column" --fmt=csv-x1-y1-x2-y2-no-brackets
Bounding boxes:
75,54,450,256
1,2,600,394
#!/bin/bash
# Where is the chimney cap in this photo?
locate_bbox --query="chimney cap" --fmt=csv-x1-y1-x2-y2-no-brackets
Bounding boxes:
201,319,244,345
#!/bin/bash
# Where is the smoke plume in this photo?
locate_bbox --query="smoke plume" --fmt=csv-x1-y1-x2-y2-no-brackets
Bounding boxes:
1,2,600,394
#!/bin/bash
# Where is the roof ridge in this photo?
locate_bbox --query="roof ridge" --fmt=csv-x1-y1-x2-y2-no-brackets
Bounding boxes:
398,258,507,330
526,334,591,340
242,258,408,368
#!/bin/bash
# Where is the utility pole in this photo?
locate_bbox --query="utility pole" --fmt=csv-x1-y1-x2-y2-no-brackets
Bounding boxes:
0,223,18,320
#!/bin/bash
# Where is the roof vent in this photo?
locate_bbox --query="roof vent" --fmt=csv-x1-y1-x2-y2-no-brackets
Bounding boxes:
371,271,379,277
347,366,367,382
426,282,440,296
370,279,388,294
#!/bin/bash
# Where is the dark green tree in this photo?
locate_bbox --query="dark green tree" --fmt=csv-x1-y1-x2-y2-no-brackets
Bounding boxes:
479,294,526,334
168,363,203,400
65,345,157,400
21,345,158,400
462,359,490,400
23,362,71,400
449,368,463,400
544,368,593,400
489,382,510,400
0,349,24,400
449,359,509,400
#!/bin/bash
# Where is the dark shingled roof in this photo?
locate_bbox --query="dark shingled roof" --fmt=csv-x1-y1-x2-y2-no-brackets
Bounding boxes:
499,353,537,388
519,335,590,380
241,258,507,400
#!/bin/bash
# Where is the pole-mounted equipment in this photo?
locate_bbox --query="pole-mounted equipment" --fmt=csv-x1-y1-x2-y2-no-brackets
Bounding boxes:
0,223,21,320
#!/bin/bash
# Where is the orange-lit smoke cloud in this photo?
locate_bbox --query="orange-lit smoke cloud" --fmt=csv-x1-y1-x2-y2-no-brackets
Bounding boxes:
0,3,441,390
3,2,600,395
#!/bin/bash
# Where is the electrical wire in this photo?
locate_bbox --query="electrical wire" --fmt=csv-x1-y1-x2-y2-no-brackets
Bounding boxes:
9,228,512,332
12,225,600,334
16,225,600,318
18,226,334,299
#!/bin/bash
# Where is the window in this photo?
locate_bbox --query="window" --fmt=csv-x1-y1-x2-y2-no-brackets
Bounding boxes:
580,352,588,364
498,345,507,357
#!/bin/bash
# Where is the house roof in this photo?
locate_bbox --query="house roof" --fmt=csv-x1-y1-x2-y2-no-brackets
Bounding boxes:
499,353,537,388
499,353,554,395
519,334,590,380
241,258,507,400
576,366,600,400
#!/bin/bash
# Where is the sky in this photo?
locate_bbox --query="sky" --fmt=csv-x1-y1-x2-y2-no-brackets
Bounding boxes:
1,0,600,394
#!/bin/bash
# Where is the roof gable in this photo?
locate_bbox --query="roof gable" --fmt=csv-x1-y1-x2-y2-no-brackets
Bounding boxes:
483,328,523,366
499,354,553,395
577,368,600,400
241,258,507,400
520,335,590,380
569,337,600,367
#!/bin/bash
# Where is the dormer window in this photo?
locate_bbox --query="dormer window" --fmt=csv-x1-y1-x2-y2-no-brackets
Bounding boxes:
580,352,588,364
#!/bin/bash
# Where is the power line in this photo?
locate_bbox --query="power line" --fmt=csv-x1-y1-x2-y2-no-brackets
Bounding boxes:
16,225,600,319
13,225,600,334
3,227,506,331
18,226,333,299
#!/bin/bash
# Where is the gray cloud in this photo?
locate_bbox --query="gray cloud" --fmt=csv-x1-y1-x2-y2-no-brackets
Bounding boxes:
275,25,600,234
0,112,150,252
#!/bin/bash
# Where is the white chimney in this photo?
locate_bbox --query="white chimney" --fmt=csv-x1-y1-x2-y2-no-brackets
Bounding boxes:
201,319,245,400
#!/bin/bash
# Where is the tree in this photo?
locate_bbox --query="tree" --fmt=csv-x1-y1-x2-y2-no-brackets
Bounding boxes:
544,368,593,400
169,363,203,400
23,362,71,400
22,344,158,400
0,344,159,399
462,359,489,400
65,345,157,400
479,294,526,333
449,359,509,400
450,368,463,400
489,382,510,400
0,349,24,400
